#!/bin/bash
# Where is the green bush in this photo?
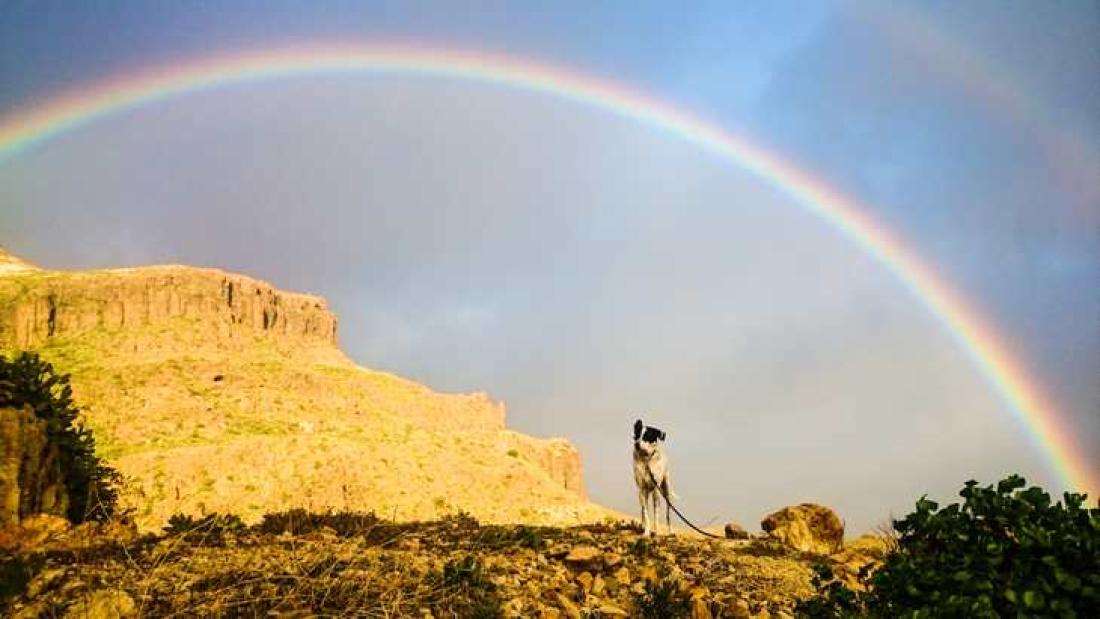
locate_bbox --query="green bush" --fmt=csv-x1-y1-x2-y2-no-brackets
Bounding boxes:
798,475,1099,617
0,352,122,522
441,555,502,618
635,572,692,619
164,512,245,545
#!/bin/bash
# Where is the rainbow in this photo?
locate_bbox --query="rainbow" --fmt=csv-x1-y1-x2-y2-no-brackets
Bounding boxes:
0,43,1094,494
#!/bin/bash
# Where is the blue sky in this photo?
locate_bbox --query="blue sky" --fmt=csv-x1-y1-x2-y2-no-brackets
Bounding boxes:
1,1,1096,530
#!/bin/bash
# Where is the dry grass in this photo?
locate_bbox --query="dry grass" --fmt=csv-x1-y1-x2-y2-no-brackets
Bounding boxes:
4,512,823,617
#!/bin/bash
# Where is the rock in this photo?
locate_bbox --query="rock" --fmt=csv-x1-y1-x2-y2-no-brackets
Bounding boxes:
63,589,136,618
564,545,601,567
692,597,714,619
0,513,71,551
65,518,139,549
829,534,893,590
729,597,752,618
723,522,749,540
554,593,582,619
597,603,629,616
0,405,70,527
576,571,593,593
690,586,714,619
591,574,606,595
603,552,623,569
760,504,843,555
26,567,66,598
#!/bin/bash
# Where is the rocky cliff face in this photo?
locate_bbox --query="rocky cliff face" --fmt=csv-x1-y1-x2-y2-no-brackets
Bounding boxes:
0,250,597,528
0,406,68,526
0,266,337,350
0,248,40,275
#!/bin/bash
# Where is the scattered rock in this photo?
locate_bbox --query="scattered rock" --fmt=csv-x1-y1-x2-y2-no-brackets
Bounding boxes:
598,602,629,616
26,568,67,598
760,504,844,555
0,513,71,551
63,589,136,618
563,544,601,567
554,592,582,619
576,571,593,593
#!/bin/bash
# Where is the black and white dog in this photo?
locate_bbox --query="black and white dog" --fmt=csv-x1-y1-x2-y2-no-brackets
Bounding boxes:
632,419,674,535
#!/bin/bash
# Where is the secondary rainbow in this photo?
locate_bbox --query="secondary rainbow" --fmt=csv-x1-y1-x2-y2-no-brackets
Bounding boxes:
0,43,1094,494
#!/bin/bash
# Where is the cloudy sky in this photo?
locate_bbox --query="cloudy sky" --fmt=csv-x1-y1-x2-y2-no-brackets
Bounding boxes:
1,1,1096,532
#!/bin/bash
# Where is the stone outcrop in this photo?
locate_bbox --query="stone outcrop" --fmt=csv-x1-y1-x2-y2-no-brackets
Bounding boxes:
521,436,586,498
0,265,337,350
0,406,69,526
723,522,749,540
761,503,844,555
0,247,41,275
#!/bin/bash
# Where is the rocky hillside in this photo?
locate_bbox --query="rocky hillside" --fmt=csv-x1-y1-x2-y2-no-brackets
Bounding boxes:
0,249,603,529
1,512,871,618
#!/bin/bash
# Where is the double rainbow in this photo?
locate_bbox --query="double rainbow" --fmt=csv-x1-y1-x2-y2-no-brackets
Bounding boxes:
0,44,1093,495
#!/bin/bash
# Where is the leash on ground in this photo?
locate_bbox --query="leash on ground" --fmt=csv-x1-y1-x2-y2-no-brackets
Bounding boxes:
645,465,724,539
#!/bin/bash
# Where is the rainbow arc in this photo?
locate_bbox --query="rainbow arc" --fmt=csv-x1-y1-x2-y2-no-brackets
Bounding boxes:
0,44,1093,495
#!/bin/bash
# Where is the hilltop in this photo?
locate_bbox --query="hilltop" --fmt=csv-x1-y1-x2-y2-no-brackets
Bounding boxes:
0,249,606,529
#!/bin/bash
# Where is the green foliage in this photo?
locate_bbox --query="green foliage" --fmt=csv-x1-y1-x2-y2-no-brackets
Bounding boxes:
796,562,871,618
163,512,245,545
635,572,692,619
797,475,1100,618
256,508,381,537
0,554,46,608
0,351,122,522
442,555,502,619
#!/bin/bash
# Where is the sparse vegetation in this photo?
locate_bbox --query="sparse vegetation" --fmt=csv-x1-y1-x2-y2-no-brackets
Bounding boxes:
2,510,816,617
636,568,694,618
798,475,1100,617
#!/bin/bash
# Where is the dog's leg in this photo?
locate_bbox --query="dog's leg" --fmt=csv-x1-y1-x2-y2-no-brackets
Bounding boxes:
638,489,650,536
646,490,655,538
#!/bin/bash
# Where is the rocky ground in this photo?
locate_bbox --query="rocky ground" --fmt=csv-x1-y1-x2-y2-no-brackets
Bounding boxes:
0,510,887,618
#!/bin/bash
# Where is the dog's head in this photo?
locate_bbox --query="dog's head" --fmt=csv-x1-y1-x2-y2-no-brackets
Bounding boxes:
633,418,666,457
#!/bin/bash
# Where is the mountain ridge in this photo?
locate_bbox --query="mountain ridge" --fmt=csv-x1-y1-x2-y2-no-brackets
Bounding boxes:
0,249,606,529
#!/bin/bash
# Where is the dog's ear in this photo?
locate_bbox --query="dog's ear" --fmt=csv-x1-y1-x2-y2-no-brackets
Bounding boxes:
633,419,643,441
659,430,667,441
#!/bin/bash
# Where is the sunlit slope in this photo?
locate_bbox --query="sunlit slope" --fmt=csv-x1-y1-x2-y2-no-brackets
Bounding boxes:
0,251,605,529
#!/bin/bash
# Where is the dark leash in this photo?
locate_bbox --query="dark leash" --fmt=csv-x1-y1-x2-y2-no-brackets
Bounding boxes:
645,464,724,539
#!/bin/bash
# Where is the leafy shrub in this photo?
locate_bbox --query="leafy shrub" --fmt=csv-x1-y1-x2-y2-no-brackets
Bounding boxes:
472,524,546,550
441,555,502,618
163,512,245,545
257,508,381,537
635,572,692,619
0,352,122,522
798,475,1099,617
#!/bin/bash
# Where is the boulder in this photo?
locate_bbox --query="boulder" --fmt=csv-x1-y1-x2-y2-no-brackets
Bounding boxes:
564,545,601,567
723,522,749,540
0,405,69,527
760,503,843,555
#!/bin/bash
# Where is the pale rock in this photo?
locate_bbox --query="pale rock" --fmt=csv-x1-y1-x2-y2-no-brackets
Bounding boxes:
760,503,844,555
